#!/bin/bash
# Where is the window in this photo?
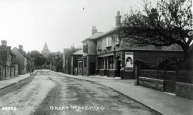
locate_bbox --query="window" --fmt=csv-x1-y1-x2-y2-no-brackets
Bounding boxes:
115,35,120,45
97,40,102,50
83,44,88,53
108,56,114,69
84,58,87,68
98,58,104,69
106,37,112,47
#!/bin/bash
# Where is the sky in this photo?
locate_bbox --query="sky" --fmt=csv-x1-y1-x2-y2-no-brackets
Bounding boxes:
0,0,145,53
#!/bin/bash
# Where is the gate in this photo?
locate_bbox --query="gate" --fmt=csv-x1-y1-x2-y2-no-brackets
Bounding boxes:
164,71,176,93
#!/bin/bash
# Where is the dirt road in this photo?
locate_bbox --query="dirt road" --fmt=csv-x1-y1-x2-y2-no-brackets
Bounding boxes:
0,70,161,115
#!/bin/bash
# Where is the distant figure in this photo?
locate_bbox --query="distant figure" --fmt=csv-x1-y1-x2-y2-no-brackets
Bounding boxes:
125,57,133,67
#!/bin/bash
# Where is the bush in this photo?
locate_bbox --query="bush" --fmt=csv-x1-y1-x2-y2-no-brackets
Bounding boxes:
155,56,187,70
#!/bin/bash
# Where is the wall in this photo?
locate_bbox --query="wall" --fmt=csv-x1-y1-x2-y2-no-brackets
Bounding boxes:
0,65,4,80
176,82,193,99
71,55,82,75
12,48,24,66
88,41,97,55
14,65,18,77
139,77,164,91
97,33,122,55
12,48,24,75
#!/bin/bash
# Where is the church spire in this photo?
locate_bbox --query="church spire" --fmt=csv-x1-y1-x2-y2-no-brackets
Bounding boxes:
41,42,50,57
43,42,50,51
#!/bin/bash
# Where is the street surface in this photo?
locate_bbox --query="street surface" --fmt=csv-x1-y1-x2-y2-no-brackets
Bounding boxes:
0,70,161,115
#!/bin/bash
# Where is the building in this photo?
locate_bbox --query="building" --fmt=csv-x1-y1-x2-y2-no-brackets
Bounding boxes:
71,50,83,75
41,42,50,57
63,46,81,74
12,45,34,75
82,26,104,76
0,40,18,80
81,11,183,79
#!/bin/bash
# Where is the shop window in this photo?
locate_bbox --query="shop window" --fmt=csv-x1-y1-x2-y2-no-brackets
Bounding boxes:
108,56,114,69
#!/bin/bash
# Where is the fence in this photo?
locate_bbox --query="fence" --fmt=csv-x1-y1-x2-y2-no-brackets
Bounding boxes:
138,69,193,99
139,70,193,84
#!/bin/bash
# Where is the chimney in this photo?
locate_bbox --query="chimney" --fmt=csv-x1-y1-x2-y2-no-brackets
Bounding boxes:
19,45,23,51
92,26,97,35
1,40,7,47
7,46,11,50
115,11,122,27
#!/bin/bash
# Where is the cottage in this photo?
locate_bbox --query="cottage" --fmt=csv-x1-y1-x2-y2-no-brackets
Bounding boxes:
0,40,18,80
12,45,34,75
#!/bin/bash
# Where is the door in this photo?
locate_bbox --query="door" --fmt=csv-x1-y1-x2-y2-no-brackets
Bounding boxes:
89,63,95,75
117,60,121,77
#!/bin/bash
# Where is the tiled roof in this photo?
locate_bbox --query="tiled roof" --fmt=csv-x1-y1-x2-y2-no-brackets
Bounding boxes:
73,50,83,55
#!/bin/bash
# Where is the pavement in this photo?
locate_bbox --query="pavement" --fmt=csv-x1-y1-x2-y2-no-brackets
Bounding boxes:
0,70,193,115
55,72,193,115
0,71,36,89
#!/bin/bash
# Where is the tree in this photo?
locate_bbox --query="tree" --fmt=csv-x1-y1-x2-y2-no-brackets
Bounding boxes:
118,0,192,60
47,52,63,71
30,50,46,66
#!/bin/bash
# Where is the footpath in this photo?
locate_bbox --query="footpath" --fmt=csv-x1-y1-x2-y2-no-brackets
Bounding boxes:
0,72,36,89
56,72,193,115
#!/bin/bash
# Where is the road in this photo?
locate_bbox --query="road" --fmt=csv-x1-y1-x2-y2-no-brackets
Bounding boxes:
0,70,161,115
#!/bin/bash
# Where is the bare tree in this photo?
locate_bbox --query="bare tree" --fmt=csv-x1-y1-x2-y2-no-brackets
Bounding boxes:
118,0,192,60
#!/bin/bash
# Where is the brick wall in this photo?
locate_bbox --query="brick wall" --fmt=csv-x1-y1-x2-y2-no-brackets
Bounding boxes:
176,82,193,99
139,77,164,91
134,51,183,65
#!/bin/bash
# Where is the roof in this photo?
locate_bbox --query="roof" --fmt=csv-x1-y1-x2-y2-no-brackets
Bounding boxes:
82,32,104,42
95,27,122,40
12,47,32,60
63,48,81,58
73,50,83,55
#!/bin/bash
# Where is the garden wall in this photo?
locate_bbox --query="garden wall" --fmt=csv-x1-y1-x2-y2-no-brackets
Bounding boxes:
139,77,164,91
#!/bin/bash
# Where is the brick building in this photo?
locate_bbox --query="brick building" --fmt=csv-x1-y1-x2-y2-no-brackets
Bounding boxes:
81,11,183,79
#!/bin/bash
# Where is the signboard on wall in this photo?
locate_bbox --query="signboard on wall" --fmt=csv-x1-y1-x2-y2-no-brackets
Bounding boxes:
125,52,134,72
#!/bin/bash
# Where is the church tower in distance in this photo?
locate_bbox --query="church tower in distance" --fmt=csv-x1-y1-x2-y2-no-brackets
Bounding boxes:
41,42,51,57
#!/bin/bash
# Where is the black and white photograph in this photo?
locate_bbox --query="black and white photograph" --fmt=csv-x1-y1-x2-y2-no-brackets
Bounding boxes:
0,0,192,115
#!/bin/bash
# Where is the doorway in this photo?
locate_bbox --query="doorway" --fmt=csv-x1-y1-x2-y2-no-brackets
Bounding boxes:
117,60,121,77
